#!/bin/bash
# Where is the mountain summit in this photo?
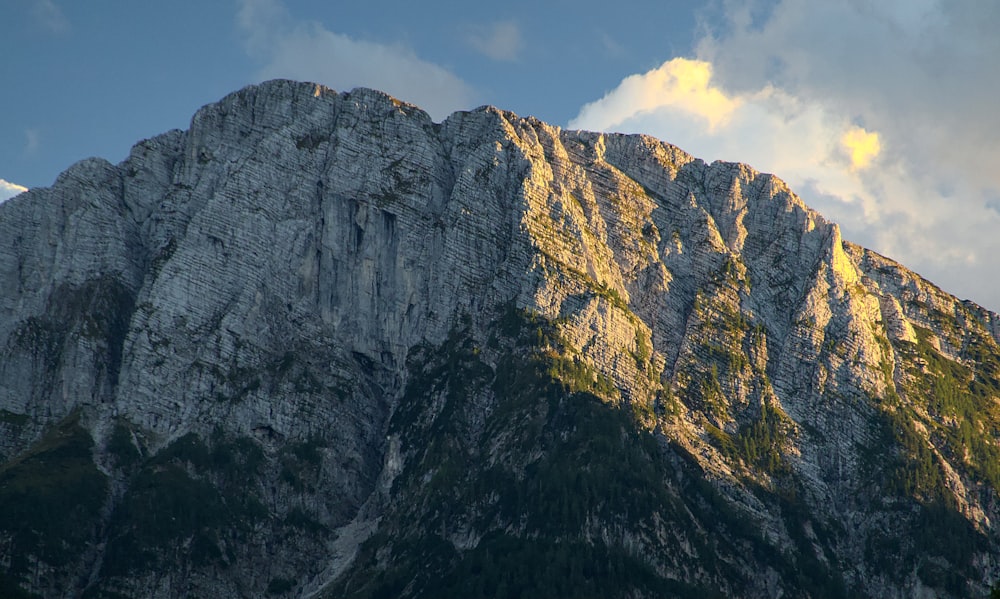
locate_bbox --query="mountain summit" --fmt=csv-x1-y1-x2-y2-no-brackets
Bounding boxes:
1,80,998,598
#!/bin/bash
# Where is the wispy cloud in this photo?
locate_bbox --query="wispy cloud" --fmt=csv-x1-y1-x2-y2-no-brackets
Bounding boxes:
237,0,475,121
572,2,1000,310
24,129,40,155
598,32,625,58
0,179,28,203
463,20,522,62
33,0,69,32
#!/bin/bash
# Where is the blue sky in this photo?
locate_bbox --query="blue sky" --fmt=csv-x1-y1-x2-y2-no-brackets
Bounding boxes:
3,0,1000,311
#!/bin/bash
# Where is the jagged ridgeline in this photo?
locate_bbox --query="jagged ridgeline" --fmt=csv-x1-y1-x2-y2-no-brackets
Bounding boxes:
1,79,999,598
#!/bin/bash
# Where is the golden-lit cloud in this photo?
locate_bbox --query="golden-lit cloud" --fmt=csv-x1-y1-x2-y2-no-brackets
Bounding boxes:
570,58,741,132
841,126,881,170
0,179,28,203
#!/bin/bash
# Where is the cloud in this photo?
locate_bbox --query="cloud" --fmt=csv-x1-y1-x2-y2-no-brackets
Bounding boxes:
571,59,741,133
0,180,28,203
464,20,522,62
841,126,881,170
569,59,860,208
986,193,1000,217
237,0,475,121
599,32,625,58
24,129,40,155
33,0,69,32
571,2,1000,310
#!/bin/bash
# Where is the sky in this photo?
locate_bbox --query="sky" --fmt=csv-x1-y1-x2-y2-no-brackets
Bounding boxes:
2,0,999,311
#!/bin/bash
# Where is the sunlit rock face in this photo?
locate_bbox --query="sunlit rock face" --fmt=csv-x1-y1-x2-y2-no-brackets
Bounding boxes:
1,80,999,599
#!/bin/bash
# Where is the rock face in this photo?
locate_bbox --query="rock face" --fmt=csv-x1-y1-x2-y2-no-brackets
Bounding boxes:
1,79,999,598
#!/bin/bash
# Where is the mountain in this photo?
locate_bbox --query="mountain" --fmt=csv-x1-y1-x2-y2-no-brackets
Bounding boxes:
1,79,999,599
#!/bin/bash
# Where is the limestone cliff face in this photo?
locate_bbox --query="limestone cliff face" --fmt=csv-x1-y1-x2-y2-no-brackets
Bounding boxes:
1,80,998,599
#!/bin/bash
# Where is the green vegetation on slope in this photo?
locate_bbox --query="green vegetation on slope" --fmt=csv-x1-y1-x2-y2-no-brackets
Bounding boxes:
862,322,999,595
101,431,267,577
332,308,851,599
0,414,108,595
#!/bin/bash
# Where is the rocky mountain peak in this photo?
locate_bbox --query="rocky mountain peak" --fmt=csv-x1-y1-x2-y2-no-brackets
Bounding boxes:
1,79,998,599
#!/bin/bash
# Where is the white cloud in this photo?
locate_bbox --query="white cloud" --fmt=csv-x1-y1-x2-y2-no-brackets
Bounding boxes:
463,20,522,62
237,0,475,121
33,0,69,32
571,2,1000,310
569,58,869,213
0,179,28,203
572,59,741,133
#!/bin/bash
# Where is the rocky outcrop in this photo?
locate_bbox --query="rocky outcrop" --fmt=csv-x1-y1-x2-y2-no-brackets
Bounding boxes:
1,80,998,598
